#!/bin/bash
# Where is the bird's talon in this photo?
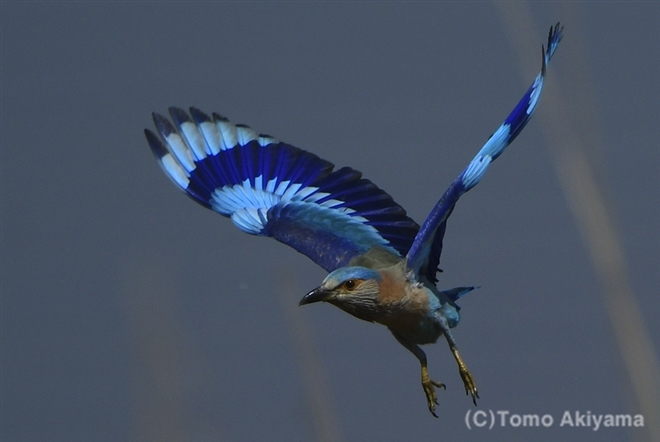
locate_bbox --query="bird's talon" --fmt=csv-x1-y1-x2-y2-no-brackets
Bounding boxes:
421,374,446,416
458,366,478,405
431,379,446,389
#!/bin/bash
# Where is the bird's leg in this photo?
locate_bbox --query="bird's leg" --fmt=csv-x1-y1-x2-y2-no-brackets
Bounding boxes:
420,358,446,417
390,329,445,417
441,327,479,405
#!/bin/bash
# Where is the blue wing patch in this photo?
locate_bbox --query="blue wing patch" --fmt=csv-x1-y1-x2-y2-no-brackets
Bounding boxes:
146,107,419,272
406,23,564,282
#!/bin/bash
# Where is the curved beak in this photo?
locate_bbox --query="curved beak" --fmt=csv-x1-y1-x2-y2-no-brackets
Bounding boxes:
299,287,332,306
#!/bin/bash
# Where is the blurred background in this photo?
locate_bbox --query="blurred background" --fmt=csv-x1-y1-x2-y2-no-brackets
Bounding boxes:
2,2,658,441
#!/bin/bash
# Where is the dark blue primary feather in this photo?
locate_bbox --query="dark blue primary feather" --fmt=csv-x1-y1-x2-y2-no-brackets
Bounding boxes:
145,107,419,272
406,23,563,282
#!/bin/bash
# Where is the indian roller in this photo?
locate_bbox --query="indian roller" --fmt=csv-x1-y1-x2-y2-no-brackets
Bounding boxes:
144,24,563,417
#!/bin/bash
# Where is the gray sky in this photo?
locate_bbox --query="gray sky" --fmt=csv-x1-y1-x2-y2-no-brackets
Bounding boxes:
2,2,658,441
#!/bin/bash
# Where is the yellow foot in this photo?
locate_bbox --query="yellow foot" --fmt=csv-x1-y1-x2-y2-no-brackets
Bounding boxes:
421,372,446,418
458,365,479,405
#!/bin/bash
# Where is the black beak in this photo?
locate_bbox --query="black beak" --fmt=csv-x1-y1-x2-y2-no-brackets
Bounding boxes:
299,287,332,306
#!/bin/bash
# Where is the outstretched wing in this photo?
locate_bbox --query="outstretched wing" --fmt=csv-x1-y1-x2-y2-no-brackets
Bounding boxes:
406,23,564,282
145,107,419,272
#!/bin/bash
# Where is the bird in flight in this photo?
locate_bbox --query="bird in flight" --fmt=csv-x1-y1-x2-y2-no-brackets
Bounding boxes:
144,23,563,417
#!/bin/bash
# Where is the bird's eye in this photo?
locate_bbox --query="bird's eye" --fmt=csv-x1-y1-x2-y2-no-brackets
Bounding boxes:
344,279,357,290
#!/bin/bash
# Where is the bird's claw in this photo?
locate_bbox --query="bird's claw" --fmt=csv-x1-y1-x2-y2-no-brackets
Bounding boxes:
458,366,479,406
422,374,446,417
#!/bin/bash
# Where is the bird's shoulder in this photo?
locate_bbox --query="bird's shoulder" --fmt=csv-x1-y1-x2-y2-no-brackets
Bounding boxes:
349,246,402,270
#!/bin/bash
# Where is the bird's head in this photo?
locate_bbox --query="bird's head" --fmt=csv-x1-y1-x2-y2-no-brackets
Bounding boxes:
299,266,382,322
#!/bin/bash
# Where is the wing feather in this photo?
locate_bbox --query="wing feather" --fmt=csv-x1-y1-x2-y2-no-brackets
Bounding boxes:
406,23,564,282
146,107,419,272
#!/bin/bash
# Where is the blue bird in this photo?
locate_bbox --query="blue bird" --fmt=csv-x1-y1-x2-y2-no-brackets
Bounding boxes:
145,24,563,417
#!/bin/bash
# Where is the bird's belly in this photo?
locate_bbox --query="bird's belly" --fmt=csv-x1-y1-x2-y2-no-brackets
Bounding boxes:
378,311,442,345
